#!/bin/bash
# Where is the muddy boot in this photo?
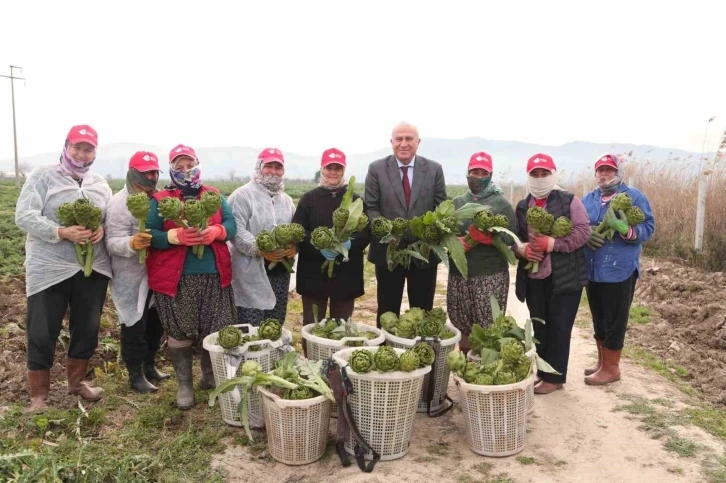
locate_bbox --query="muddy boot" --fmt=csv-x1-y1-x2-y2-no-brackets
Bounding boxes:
169,346,195,410
28,370,50,413
584,348,621,386
584,339,604,376
127,363,158,394
144,350,170,381
198,349,216,390
66,358,104,401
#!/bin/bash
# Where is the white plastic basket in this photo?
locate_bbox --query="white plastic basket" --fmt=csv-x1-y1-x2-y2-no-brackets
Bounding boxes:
258,386,332,465
202,324,293,427
302,320,385,418
467,347,536,415
454,372,534,457
332,347,431,461
383,325,461,413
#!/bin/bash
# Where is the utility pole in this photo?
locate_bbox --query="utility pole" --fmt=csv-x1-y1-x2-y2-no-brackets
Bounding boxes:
0,66,25,187
694,117,716,253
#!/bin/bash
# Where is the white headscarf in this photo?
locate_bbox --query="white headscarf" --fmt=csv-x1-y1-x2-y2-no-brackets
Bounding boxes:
527,170,560,199
253,159,285,196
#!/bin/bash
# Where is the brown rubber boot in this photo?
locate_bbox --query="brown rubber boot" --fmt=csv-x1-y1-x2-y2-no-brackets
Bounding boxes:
584,348,621,386
66,358,104,401
28,370,50,413
584,339,604,376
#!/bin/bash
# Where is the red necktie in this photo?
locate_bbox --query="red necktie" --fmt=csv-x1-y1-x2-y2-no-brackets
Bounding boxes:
401,166,411,206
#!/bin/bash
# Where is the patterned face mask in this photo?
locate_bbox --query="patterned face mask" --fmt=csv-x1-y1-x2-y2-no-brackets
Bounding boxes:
170,166,202,189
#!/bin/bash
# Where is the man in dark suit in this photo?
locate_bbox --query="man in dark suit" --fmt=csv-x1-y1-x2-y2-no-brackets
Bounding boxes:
364,122,448,327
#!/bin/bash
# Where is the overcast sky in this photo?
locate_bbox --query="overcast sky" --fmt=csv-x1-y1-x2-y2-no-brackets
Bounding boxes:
1,0,724,161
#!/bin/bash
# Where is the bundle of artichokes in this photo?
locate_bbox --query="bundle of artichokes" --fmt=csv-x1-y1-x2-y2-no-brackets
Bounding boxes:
308,318,378,347
348,345,431,374
126,192,151,264
380,307,455,340
56,197,103,277
594,193,646,241
255,223,305,273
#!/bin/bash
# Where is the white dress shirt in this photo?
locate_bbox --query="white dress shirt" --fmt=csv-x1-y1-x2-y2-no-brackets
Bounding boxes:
396,156,415,187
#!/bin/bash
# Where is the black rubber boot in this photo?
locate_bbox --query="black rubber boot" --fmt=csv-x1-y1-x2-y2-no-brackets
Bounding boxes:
128,364,158,394
144,350,170,381
199,349,216,390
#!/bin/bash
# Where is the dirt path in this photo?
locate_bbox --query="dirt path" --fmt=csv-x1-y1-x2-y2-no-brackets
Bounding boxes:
212,265,726,483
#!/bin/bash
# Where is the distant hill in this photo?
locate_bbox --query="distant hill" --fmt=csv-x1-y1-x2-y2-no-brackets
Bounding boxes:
1,138,712,184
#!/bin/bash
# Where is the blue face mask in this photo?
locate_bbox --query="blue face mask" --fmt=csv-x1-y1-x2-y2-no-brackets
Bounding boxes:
467,175,491,194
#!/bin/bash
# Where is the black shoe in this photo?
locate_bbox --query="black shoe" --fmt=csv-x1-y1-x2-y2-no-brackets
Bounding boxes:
128,364,158,394
144,351,170,381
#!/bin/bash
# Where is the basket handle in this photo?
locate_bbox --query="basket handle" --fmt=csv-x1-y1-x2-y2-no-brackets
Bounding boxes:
422,339,455,418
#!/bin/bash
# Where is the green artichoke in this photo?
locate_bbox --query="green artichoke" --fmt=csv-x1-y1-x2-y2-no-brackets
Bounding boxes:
332,207,349,229
286,386,314,400
464,362,481,383
273,224,293,246
472,209,495,231
625,206,645,226
514,356,532,381
289,223,306,243
324,319,340,333
428,308,447,326
71,198,94,226
551,216,573,238
371,217,392,238
611,193,633,212
259,319,282,341
310,226,334,249
158,197,186,225
526,206,555,235
373,346,400,372
446,350,467,374
87,206,102,231
473,373,495,385
500,340,526,366
399,350,420,372
218,326,242,349
349,349,375,373
422,224,441,243
255,230,277,252
380,312,399,333
418,317,442,338
442,216,458,231
495,370,517,385
363,331,378,340
396,318,417,339
241,360,262,377
391,217,408,236
440,328,455,339
493,214,510,228
183,199,206,226
56,202,77,226
412,342,435,367
356,212,369,232
310,326,328,338
200,191,221,217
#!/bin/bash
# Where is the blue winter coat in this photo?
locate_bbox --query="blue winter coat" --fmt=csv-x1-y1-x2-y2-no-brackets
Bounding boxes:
582,183,655,283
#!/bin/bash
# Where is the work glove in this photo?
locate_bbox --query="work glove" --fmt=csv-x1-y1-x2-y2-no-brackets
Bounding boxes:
522,243,545,263
586,227,606,250
168,227,203,246
261,249,285,262
605,207,629,236
458,236,471,252
129,232,152,251
320,248,338,261
199,225,226,245
468,225,493,245
530,234,555,253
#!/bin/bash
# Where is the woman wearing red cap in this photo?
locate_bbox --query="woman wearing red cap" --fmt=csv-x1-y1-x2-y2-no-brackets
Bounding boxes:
582,154,654,385
449,152,517,355
228,148,296,326
15,124,111,411
145,145,237,409
513,154,590,394
105,151,170,394
292,148,371,349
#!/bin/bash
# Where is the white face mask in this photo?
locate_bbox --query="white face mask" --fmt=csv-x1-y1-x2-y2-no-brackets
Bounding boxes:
527,171,558,198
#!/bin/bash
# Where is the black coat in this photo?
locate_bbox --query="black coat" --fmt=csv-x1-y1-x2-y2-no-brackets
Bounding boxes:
292,186,372,300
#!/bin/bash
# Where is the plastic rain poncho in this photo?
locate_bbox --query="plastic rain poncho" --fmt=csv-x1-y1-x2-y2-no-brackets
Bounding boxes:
227,181,295,309
15,165,113,297
104,186,151,327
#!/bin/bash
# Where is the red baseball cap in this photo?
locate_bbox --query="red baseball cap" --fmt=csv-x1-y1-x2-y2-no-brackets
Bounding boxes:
526,153,557,173
468,152,493,172
66,125,98,147
169,144,198,164
128,151,162,173
321,148,346,167
594,153,620,170
258,147,285,165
